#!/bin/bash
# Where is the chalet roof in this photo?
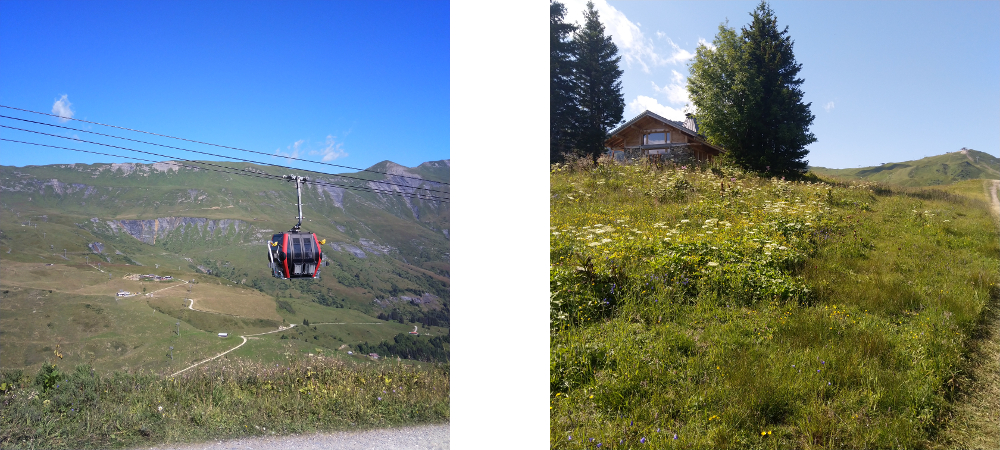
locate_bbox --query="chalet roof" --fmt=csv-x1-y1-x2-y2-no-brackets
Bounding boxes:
606,110,725,154
608,110,700,139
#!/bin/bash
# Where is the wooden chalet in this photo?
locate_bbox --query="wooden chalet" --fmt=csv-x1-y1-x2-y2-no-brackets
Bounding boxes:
604,110,724,162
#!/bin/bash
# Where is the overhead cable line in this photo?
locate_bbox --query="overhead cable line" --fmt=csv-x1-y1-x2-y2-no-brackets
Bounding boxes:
0,132,449,203
0,114,449,195
0,138,447,203
0,104,447,185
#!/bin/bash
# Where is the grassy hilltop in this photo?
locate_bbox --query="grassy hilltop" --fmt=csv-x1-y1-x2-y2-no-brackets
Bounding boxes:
550,157,998,449
810,149,1000,187
0,159,450,448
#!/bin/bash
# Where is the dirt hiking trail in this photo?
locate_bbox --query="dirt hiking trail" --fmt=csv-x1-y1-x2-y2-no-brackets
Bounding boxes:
935,179,1000,449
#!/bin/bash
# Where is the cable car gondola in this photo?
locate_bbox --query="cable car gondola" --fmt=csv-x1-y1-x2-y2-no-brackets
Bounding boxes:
268,175,325,279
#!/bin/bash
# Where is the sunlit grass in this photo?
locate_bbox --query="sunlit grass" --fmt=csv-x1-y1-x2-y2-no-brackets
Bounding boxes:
0,358,449,449
550,157,998,449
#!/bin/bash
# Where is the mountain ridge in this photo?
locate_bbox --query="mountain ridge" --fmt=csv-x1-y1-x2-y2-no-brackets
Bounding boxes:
809,149,999,186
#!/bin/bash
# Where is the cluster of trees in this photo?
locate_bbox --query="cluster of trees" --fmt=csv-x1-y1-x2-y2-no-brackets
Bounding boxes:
550,0,625,163
376,304,450,328
687,1,815,176
550,0,815,176
356,333,449,363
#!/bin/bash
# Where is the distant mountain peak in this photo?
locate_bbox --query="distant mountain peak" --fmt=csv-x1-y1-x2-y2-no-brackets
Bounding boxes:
419,159,450,168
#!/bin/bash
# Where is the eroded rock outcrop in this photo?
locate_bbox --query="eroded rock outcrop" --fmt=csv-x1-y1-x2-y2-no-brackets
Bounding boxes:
105,217,248,245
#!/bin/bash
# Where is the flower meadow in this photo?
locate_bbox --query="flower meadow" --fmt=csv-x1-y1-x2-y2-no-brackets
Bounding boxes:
550,158,999,449
0,358,449,449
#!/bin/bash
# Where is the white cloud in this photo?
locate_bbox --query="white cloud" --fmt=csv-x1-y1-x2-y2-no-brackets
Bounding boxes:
275,135,348,162
274,139,305,160
652,70,690,105
629,95,686,121
51,95,74,122
311,135,348,162
664,38,695,64
655,31,665,39
824,101,835,112
698,38,716,51
561,0,683,73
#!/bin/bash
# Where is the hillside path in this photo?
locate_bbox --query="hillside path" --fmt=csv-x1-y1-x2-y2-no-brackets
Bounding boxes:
168,324,296,378
937,179,1000,448
131,423,448,450
988,179,1000,218
141,279,191,298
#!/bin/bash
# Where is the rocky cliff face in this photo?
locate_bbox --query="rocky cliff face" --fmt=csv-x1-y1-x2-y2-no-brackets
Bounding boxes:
103,217,248,245
362,162,447,220
0,177,97,197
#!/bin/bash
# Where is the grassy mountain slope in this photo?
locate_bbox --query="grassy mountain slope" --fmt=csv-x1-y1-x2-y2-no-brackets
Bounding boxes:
809,149,999,186
0,159,449,374
550,160,998,448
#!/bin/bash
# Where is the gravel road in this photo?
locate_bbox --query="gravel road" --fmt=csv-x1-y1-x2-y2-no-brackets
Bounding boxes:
133,424,449,450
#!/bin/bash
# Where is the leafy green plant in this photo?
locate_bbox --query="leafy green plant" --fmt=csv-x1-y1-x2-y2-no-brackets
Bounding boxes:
33,363,62,393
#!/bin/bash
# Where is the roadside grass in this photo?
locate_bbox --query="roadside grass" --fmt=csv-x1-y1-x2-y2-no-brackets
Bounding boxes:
0,357,449,449
550,159,998,449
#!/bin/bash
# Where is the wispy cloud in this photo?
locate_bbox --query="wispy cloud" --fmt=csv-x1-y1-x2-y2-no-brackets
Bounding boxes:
629,95,686,121
51,95,74,122
274,139,305,160
562,0,697,73
274,135,348,162
652,70,690,105
824,101,835,112
311,135,348,162
664,38,695,64
698,38,716,51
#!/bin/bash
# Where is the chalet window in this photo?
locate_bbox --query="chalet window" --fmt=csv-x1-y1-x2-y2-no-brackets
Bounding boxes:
643,132,669,145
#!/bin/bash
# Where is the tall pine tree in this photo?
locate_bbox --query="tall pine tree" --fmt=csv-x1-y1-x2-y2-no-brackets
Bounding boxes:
572,1,624,160
688,1,815,175
550,1,578,163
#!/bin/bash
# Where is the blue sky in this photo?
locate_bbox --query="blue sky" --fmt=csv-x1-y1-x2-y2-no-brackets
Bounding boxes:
0,0,449,172
558,0,1000,169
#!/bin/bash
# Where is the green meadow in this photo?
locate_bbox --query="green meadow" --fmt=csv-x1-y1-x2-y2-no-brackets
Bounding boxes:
0,160,450,448
550,157,998,449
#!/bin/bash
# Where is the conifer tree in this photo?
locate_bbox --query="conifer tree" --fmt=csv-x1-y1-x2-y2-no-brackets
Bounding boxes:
688,1,815,175
571,1,624,160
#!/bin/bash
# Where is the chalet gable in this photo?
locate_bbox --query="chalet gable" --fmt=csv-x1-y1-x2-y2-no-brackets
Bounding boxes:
604,110,724,161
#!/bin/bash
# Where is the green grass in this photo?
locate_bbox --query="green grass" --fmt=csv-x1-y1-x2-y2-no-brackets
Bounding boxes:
0,160,450,447
550,159,998,449
0,358,449,449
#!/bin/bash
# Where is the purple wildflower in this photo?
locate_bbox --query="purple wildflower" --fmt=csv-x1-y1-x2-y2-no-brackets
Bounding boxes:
641,437,646,443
